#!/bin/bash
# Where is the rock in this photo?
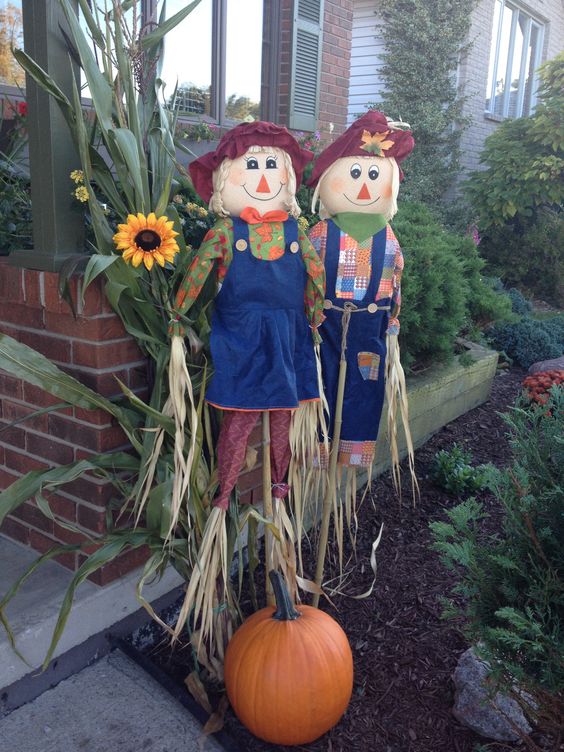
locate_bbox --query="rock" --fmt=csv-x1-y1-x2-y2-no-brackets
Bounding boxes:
452,647,532,742
528,356,564,374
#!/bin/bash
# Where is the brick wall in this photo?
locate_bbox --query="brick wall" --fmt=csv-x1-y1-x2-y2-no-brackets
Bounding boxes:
458,0,564,179
0,260,150,584
0,259,267,584
278,0,352,138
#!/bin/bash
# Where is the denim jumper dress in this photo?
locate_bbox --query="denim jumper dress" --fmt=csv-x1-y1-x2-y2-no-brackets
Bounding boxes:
320,221,391,451
205,216,319,411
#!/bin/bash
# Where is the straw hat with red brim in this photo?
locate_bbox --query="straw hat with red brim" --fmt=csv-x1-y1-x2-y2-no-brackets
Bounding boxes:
308,111,414,188
189,121,314,204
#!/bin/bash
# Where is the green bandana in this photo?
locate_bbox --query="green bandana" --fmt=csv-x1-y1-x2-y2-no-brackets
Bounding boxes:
332,212,387,243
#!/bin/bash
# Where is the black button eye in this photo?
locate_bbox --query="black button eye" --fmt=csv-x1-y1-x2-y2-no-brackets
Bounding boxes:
246,158,259,170
350,163,362,179
368,165,379,180
265,157,277,169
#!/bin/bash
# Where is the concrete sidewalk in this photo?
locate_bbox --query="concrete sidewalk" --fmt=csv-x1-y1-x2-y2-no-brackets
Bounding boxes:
0,649,224,752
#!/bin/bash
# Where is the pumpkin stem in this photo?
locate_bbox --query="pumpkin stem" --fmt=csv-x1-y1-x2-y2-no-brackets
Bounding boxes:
269,570,300,621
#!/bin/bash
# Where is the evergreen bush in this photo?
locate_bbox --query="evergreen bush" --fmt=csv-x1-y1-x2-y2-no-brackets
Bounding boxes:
508,288,533,316
392,202,511,367
430,389,564,734
489,315,564,369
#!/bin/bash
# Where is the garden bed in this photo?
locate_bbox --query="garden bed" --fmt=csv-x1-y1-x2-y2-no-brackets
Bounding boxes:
135,367,538,752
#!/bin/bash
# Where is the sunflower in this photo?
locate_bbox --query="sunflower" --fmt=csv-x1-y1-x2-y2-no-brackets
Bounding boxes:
113,212,180,270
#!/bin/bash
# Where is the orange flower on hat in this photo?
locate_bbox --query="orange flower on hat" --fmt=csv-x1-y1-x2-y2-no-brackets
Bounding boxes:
360,129,395,156
113,212,179,270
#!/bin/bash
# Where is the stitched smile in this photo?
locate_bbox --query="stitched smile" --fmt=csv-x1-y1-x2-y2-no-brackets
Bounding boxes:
243,184,284,201
344,194,381,206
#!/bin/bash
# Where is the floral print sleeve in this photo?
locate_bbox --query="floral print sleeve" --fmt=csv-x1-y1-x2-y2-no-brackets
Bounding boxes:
386,225,404,336
168,217,234,337
299,226,326,335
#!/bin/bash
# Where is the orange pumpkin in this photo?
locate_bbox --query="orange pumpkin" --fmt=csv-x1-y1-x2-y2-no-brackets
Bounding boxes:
224,571,353,746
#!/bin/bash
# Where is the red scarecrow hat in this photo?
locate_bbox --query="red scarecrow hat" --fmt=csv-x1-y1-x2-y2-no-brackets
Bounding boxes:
308,111,414,187
189,121,314,203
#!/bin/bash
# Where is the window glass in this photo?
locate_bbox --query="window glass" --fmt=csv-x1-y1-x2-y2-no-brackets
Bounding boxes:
522,24,540,116
485,0,502,113
493,3,514,115
507,12,526,118
225,0,263,121
0,1,25,87
163,0,212,115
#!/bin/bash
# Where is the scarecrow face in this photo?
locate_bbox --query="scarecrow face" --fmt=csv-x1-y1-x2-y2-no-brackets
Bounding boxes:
319,155,394,217
220,147,291,216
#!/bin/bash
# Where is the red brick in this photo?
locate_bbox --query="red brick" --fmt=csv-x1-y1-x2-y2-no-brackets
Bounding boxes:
0,263,23,304
5,447,49,474
2,399,49,433
29,529,77,570
0,373,23,400
0,516,30,545
79,278,107,317
64,365,131,398
72,339,143,369
238,465,264,493
82,545,150,586
52,520,91,546
77,504,108,534
128,363,149,391
43,272,79,315
0,303,44,329
12,501,54,535
62,475,116,506
22,269,43,308
46,493,77,522
44,311,127,340
26,433,74,464
0,466,20,491
23,383,73,413
19,330,72,364
0,420,26,449
73,406,112,427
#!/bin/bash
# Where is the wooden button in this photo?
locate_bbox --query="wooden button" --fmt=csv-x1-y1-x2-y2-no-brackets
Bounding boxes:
235,238,247,251
289,241,299,253
367,303,378,313
323,299,333,310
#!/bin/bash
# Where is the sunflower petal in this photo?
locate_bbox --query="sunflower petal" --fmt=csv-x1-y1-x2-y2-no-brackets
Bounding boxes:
143,253,154,270
132,250,144,267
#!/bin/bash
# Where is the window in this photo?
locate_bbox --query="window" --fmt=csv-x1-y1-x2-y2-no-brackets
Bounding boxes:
485,0,544,119
163,0,264,124
0,1,25,88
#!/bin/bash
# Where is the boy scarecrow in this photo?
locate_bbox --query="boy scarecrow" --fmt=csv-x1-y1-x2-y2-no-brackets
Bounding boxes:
307,111,417,600
168,122,325,644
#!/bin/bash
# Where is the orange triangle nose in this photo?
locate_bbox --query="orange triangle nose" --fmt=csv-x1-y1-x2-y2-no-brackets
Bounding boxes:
357,183,371,200
256,175,271,193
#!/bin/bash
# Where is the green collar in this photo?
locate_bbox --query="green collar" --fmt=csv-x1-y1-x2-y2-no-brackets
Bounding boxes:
332,212,387,242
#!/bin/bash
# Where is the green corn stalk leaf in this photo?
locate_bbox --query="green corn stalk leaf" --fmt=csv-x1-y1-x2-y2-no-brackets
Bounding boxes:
0,452,139,524
12,49,76,131
88,148,129,217
58,254,89,318
43,531,154,668
164,206,187,253
59,0,113,132
115,378,175,436
36,494,96,539
76,0,106,49
145,477,174,533
81,254,119,305
135,550,175,634
141,0,203,51
0,403,68,433
108,129,148,211
0,334,140,450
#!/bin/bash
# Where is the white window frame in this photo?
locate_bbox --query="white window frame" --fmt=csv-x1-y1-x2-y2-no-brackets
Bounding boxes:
485,0,544,119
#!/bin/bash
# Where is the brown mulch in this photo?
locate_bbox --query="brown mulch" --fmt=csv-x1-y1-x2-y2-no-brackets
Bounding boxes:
143,366,534,752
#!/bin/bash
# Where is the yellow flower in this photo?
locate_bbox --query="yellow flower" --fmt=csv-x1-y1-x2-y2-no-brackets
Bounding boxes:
74,186,89,202
113,212,180,271
298,216,309,232
186,202,199,213
70,169,84,184
197,206,208,218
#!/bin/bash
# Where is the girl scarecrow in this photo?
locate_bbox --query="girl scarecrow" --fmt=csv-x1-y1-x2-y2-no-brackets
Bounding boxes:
168,121,326,647
307,111,418,600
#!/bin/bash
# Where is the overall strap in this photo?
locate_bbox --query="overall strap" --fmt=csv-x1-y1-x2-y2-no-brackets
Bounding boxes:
232,216,250,246
366,225,388,303
283,217,298,250
326,219,341,297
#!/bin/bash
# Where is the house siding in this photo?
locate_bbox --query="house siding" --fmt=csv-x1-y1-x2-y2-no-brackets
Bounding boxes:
458,0,564,179
347,0,386,124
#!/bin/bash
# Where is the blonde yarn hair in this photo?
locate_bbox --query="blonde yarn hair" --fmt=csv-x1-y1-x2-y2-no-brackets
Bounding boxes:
311,156,400,221
209,145,302,218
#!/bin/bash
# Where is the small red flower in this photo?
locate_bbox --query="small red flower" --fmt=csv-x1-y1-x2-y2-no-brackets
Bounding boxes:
17,101,27,117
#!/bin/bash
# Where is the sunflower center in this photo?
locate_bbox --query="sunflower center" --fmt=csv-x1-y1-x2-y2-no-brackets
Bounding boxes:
135,229,161,252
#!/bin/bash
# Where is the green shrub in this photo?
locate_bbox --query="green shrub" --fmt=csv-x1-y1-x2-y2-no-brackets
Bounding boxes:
430,390,564,730
508,288,532,316
489,315,564,369
393,202,511,367
0,158,32,255
430,444,488,496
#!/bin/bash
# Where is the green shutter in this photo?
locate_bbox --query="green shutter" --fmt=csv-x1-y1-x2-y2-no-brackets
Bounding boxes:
289,0,324,132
